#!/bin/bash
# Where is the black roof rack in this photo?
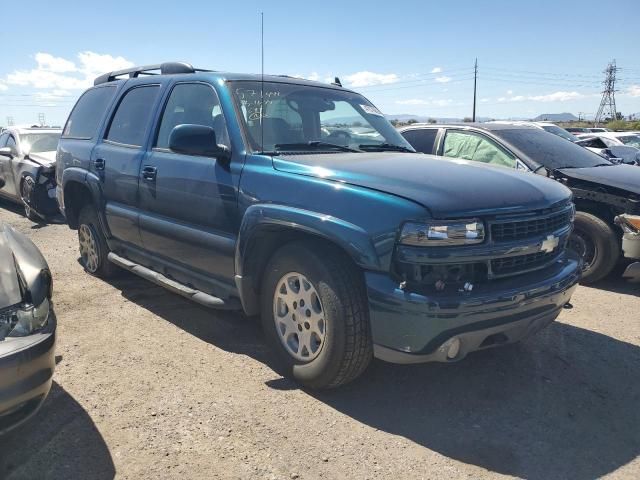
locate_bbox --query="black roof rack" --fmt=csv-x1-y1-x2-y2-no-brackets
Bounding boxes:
94,62,210,85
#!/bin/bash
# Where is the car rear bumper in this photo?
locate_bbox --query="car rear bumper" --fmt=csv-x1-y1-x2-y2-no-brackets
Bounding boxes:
0,311,56,434
365,252,581,363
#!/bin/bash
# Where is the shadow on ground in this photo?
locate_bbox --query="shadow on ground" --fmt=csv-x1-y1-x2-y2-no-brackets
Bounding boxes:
0,382,115,480
107,270,639,480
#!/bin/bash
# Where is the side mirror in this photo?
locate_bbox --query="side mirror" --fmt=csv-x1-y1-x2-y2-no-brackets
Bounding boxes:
169,124,230,161
0,178,5,189
0,147,13,158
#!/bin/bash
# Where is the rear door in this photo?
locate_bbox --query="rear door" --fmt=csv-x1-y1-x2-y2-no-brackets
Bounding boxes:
91,84,162,247
2,134,19,196
137,81,237,282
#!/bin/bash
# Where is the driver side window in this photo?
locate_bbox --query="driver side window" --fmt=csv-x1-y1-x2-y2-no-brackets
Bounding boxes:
443,131,515,168
6,136,17,153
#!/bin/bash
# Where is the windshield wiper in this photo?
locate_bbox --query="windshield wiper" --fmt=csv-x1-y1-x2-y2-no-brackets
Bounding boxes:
274,141,361,153
358,143,414,153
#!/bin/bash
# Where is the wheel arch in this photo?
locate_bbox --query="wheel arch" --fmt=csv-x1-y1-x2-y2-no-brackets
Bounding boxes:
234,204,379,316
61,169,103,229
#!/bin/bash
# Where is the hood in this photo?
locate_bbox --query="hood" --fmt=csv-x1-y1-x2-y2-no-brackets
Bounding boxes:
558,164,640,194
0,223,51,309
26,150,56,167
0,226,23,308
273,152,571,218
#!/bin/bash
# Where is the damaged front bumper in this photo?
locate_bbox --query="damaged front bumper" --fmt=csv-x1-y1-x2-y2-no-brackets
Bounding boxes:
615,214,640,281
21,167,59,219
366,251,581,364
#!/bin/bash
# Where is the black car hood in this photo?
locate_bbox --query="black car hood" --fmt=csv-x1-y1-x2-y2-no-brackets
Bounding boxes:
0,223,50,309
557,164,640,194
274,152,571,218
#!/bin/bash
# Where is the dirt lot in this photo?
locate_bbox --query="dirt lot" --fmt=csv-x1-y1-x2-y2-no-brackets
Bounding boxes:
0,200,638,480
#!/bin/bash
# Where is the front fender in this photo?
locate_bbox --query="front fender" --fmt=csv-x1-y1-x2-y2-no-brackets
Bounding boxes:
234,204,382,316
235,204,380,276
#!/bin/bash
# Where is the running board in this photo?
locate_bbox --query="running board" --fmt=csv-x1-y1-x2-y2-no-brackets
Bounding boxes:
107,252,240,310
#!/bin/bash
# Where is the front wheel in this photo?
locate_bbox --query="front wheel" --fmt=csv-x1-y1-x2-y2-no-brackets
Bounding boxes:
260,241,372,389
21,177,41,222
569,211,619,284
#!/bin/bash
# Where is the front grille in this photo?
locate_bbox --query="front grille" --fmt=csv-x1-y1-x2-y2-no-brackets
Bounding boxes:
491,211,571,242
491,250,558,276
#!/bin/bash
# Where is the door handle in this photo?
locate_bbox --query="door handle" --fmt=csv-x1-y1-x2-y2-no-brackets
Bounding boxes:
142,165,157,181
94,158,105,170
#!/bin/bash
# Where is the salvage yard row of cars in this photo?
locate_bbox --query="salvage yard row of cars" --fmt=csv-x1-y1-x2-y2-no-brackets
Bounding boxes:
1,61,639,432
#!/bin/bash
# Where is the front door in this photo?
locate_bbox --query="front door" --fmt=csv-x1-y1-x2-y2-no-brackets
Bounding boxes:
138,82,238,283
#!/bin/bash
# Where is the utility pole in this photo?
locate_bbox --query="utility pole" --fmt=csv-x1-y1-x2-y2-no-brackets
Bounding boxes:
594,60,618,125
472,58,478,122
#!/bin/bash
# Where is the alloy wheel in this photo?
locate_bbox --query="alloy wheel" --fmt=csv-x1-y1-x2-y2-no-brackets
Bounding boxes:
272,272,326,362
79,224,100,273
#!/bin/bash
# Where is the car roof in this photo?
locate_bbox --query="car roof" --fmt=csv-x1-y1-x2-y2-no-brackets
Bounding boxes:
595,131,638,138
5,127,62,135
96,70,352,94
398,122,539,132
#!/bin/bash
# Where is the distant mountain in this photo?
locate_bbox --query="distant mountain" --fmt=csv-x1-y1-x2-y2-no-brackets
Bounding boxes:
533,113,578,122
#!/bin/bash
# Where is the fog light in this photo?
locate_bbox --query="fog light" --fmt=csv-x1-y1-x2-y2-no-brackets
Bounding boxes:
446,337,461,359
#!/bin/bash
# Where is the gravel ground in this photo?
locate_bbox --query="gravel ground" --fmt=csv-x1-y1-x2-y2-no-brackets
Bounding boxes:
0,200,638,480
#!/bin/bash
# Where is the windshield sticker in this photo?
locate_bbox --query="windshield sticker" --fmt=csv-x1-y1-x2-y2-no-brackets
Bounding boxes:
361,104,383,116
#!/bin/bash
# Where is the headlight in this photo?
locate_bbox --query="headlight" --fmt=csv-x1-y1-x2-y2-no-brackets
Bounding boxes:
400,220,485,246
0,298,50,339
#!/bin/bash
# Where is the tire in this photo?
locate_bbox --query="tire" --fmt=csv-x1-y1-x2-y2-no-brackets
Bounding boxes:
77,204,117,278
260,241,373,389
569,211,619,284
21,177,41,223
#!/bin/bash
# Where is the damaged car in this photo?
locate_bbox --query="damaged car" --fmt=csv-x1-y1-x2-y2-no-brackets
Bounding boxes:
0,178,56,433
0,127,61,222
399,123,640,283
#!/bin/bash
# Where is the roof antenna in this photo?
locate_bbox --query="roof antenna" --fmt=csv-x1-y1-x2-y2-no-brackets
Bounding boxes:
260,11,264,153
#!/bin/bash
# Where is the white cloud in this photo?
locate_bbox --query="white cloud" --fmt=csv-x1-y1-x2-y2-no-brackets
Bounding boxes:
480,98,490,103
395,98,452,107
0,82,7,91
5,51,134,91
627,85,640,97
396,99,430,105
345,71,399,87
435,76,451,83
431,67,442,74
506,90,513,95
34,52,76,73
529,91,582,102
306,72,320,82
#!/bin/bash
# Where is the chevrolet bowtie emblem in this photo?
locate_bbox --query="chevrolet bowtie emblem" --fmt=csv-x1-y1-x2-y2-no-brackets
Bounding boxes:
540,234,559,253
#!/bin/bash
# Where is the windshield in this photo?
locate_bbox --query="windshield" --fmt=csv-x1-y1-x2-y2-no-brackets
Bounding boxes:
541,125,577,142
20,132,60,153
493,128,612,169
230,81,413,153
618,135,640,148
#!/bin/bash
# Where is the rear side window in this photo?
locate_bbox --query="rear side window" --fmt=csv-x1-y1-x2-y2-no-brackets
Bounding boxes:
401,129,438,154
106,85,160,147
63,86,116,139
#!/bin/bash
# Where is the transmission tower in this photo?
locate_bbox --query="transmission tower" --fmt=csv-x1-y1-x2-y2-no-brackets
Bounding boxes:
6,116,14,126
594,60,618,124
38,112,46,127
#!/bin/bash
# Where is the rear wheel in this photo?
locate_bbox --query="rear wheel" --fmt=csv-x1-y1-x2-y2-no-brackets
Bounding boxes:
77,205,117,278
260,241,372,389
569,211,619,284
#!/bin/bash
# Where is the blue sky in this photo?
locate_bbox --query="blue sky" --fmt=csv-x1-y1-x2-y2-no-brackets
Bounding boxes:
1,0,639,125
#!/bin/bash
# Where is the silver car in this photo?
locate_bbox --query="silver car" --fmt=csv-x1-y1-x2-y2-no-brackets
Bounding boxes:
0,127,61,221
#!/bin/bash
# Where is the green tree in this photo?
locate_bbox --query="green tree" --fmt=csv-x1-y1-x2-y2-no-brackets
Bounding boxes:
407,119,418,124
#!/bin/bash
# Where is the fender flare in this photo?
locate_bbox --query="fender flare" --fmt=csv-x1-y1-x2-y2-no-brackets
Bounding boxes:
61,168,108,231
234,204,380,315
